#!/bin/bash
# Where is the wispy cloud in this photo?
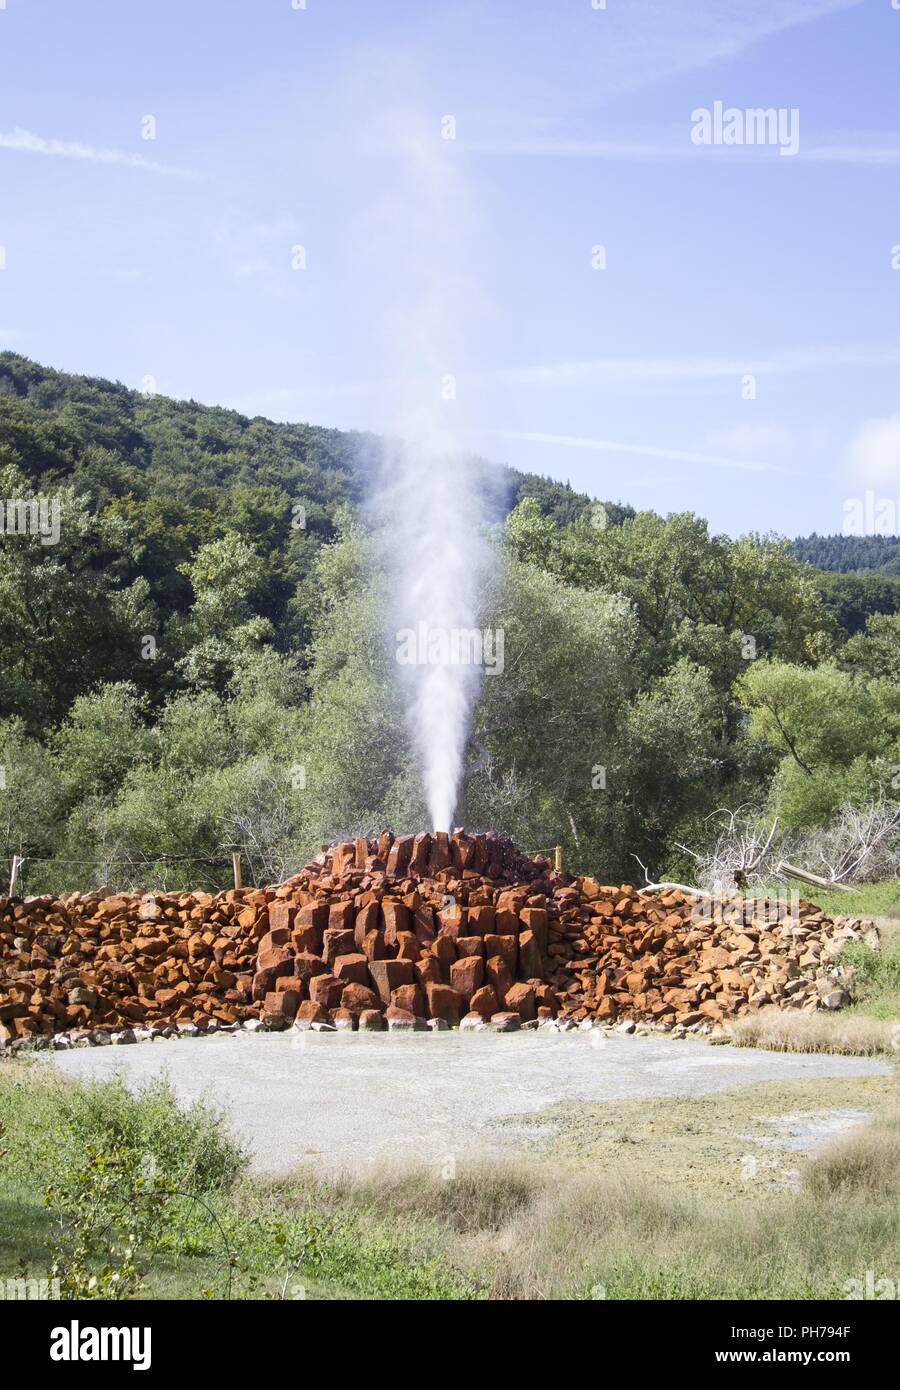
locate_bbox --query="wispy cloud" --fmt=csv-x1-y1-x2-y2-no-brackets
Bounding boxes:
495,430,778,474
469,0,863,106
800,139,900,165
0,127,188,175
226,344,900,425
465,133,900,166
495,345,900,390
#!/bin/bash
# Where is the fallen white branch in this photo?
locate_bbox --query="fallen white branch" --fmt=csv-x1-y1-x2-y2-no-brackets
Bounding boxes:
775,860,854,893
631,854,710,897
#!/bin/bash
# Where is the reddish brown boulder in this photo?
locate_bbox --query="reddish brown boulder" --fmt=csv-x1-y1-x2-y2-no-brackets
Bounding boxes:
431,935,456,970
333,953,370,984
467,905,496,937
276,975,306,998
438,903,465,938
362,930,388,962
519,907,548,952
394,932,420,962
484,934,517,973
295,999,327,1027
468,985,499,1018
485,955,513,1007
391,983,424,1016
309,974,344,1010
330,842,356,876
328,902,355,933
295,903,328,936
292,922,321,954
258,927,291,956
413,907,436,945
368,958,415,1005
385,1005,417,1028
294,951,328,983
264,990,298,1023
428,832,451,872
533,982,557,1015
409,832,432,874
267,903,294,934
517,929,543,980
354,902,380,948
415,955,444,988
382,900,410,944
252,958,293,999
340,982,381,1013
425,982,463,1025
323,928,356,966
450,955,484,1004
505,982,536,1021
256,942,292,973
386,835,414,877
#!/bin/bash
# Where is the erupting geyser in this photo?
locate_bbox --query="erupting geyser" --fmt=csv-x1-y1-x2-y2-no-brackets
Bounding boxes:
389,439,486,832
360,104,489,830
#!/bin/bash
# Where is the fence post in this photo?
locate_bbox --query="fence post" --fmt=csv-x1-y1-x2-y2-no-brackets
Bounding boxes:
232,852,242,891
8,855,22,897
554,845,563,872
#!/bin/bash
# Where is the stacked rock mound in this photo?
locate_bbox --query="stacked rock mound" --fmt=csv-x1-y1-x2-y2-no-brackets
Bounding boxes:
0,831,557,1045
254,830,557,1031
545,881,873,1025
0,882,262,1046
0,829,874,1047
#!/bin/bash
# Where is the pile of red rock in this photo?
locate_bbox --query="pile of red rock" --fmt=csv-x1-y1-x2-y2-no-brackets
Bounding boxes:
0,881,260,1047
251,830,556,1033
0,830,870,1049
544,881,873,1026
0,832,557,1046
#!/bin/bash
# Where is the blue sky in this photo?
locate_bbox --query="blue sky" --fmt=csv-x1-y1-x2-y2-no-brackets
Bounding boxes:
1,0,899,536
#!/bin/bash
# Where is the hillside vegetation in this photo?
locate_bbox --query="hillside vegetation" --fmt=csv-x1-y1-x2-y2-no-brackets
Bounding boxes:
0,353,897,895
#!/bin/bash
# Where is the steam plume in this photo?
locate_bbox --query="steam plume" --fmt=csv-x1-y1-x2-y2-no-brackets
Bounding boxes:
367,113,488,831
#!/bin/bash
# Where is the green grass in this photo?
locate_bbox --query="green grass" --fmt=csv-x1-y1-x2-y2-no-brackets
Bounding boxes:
0,1061,481,1300
800,878,900,923
2,1059,899,1300
838,924,900,1021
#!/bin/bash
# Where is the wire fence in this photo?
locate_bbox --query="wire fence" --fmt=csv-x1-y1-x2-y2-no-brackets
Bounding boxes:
1,851,243,898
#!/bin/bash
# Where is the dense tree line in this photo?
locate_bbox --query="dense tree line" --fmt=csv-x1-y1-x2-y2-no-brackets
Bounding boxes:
0,354,897,892
791,533,900,576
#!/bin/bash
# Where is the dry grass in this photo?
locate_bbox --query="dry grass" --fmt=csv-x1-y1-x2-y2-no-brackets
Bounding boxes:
726,1007,899,1056
262,1154,542,1235
806,1098,900,1199
308,1142,900,1300
254,1089,900,1299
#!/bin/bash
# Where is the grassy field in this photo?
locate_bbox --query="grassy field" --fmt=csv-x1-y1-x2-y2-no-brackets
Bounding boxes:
1,1058,898,1300
799,878,900,923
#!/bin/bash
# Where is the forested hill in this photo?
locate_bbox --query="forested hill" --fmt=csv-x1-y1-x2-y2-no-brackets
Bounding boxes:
1,352,898,894
790,534,900,576
0,351,604,613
